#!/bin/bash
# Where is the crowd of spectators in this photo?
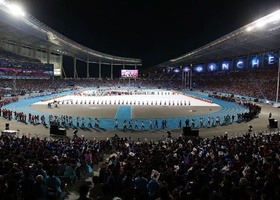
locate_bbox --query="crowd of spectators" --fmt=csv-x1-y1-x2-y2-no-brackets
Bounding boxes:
0,48,44,69
209,94,236,102
148,65,279,101
1,49,280,200
209,93,261,122
83,132,280,200
1,45,280,102
0,64,277,103
191,67,278,102
0,41,280,200
0,79,72,97
0,134,109,200
2,130,280,200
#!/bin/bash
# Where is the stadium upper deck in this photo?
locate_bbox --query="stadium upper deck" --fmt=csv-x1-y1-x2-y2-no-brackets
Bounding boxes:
150,9,280,72
0,1,142,78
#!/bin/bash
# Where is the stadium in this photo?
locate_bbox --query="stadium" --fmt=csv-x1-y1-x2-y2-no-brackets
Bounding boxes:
1,1,280,200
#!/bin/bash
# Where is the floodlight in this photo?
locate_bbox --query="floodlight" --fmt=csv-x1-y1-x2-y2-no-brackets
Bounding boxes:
256,20,266,28
8,3,25,17
246,27,253,32
255,10,280,28
269,11,280,22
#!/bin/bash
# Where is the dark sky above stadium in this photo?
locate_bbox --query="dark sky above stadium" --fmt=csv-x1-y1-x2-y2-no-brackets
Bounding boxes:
20,0,280,71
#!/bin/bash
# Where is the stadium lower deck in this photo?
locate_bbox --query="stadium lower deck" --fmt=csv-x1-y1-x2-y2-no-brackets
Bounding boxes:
0,88,279,141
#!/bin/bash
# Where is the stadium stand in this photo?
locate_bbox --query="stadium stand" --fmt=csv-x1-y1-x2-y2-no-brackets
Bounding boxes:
1,129,280,199
0,6,280,200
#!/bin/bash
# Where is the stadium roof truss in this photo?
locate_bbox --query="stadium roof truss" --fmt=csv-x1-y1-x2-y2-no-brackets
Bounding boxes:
154,9,280,70
0,3,142,66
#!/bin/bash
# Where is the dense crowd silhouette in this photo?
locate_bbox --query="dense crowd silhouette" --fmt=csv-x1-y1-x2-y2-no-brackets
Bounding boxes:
1,131,280,199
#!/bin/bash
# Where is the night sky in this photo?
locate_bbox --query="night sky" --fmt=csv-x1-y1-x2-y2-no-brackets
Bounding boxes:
19,0,280,76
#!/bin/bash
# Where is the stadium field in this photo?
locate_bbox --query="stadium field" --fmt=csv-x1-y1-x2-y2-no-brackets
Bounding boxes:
1,90,278,141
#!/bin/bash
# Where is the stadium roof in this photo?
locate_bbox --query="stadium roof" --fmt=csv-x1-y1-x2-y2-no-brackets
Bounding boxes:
152,9,280,71
0,3,142,66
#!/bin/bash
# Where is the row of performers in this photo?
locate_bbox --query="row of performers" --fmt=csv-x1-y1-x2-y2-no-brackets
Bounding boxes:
74,91,173,96
54,99,192,106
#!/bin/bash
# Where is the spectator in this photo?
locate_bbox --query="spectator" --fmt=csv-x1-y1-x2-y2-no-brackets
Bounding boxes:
45,170,64,199
77,183,93,200
32,175,48,200
64,162,76,185
89,176,103,199
34,162,48,180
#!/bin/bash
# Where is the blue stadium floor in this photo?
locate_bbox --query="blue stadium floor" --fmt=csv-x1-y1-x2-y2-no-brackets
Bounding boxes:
2,89,248,130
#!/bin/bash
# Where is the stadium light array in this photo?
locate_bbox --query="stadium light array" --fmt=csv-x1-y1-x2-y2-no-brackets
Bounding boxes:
256,20,266,28
269,11,280,22
171,9,280,63
7,3,25,17
254,9,280,29
246,26,253,32
246,10,280,32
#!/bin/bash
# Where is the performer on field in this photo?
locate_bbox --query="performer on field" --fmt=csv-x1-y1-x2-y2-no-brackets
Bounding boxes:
88,118,92,128
114,119,118,129
154,119,158,128
134,120,138,129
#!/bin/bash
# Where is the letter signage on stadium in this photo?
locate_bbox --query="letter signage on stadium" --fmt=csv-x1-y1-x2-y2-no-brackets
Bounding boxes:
190,52,278,73
193,64,204,73
206,62,218,72
234,58,246,70
219,60,231,71
248,55,262,68
183,66,190,72
264,53,278,66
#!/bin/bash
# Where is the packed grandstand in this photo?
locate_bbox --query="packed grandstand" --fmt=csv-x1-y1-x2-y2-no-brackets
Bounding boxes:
1,3,280,200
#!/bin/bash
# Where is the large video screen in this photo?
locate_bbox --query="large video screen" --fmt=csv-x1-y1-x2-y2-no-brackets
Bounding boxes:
121,69,138,78
0,62,54,79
